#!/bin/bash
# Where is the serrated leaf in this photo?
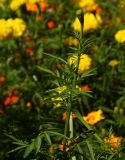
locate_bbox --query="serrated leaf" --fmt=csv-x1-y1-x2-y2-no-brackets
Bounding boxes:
23,141,34,158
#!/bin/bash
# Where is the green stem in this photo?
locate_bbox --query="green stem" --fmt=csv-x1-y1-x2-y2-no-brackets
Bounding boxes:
63,111,70,150
69,112,73,138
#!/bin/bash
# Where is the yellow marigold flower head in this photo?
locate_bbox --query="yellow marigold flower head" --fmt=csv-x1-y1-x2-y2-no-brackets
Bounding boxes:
26,0,40,3
0,19,12,40
10,0,26,10
65,36,79,46
104,135,122,150
78,0,96,8
109,59,119,67
12,18,26,37
72,13,102,32
68,54,92,74
115,29,125,43
83,109,104,125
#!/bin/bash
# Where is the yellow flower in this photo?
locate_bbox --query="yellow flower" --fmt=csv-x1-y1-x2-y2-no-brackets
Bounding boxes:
109,59,119,67
65,36,79,46
115,29,125,43
83,109,104,125
10,0,26,10
78,0,97,10
104,135,122,150
52,86,67,107
68,54,92,74
72,13,102,32
12,18,27,37
0,19,12,40
0,18,26,40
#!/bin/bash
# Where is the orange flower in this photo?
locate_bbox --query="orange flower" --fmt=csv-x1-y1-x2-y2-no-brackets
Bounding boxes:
26,102,32,108
36,15,42,22
81,85,91,91
0,109,4,114
0,76,5,84
3,97,12,106
62,112,77,121
47,20,55,29
96,7,103,14
39,2,48,12
104,135,122,150
26,48,33,56
26,3,38,13
11,95,19,104
58,139,70,152
83,109,104,125
3,95,19,107
116,17,121,24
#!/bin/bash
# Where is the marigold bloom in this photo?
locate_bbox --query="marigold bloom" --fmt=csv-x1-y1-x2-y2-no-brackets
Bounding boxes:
47,20,55,29
0,19,12,40
12,18,27,37
0,18,26,40
39,1,48,12
78,0,95,8
26,102,32,108
104,135,122,150
58,139,70,152
0,109,4,114
81,85,91,91
10,0,26,10
62,112,77,121
109,59,119,67
3,95,19,107
68,54,92,74
0,76,5,84
72,13,102,32
115,29,125,43
83,109,104,125
36,15,42,22
26,3,38,12
65,36,79,46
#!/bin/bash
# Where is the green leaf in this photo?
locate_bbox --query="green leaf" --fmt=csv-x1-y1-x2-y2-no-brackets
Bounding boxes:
47,131,67,138
37,66,55,76
42,52,67,64
81,68,97,79
86,140,95,160
5,134,20,142
34,135,43,154
23,141,34,158
107,154,115,160
44,132,52,145
8,145,27,154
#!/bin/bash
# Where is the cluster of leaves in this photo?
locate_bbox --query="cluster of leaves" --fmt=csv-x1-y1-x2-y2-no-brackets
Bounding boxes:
0,0,125,159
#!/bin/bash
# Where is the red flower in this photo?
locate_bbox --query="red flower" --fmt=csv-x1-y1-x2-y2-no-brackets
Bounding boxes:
0,76,5,84
3,97,12,106
81,85,91,91
3,95,19,107
36,15,42,22
47,20,55,29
